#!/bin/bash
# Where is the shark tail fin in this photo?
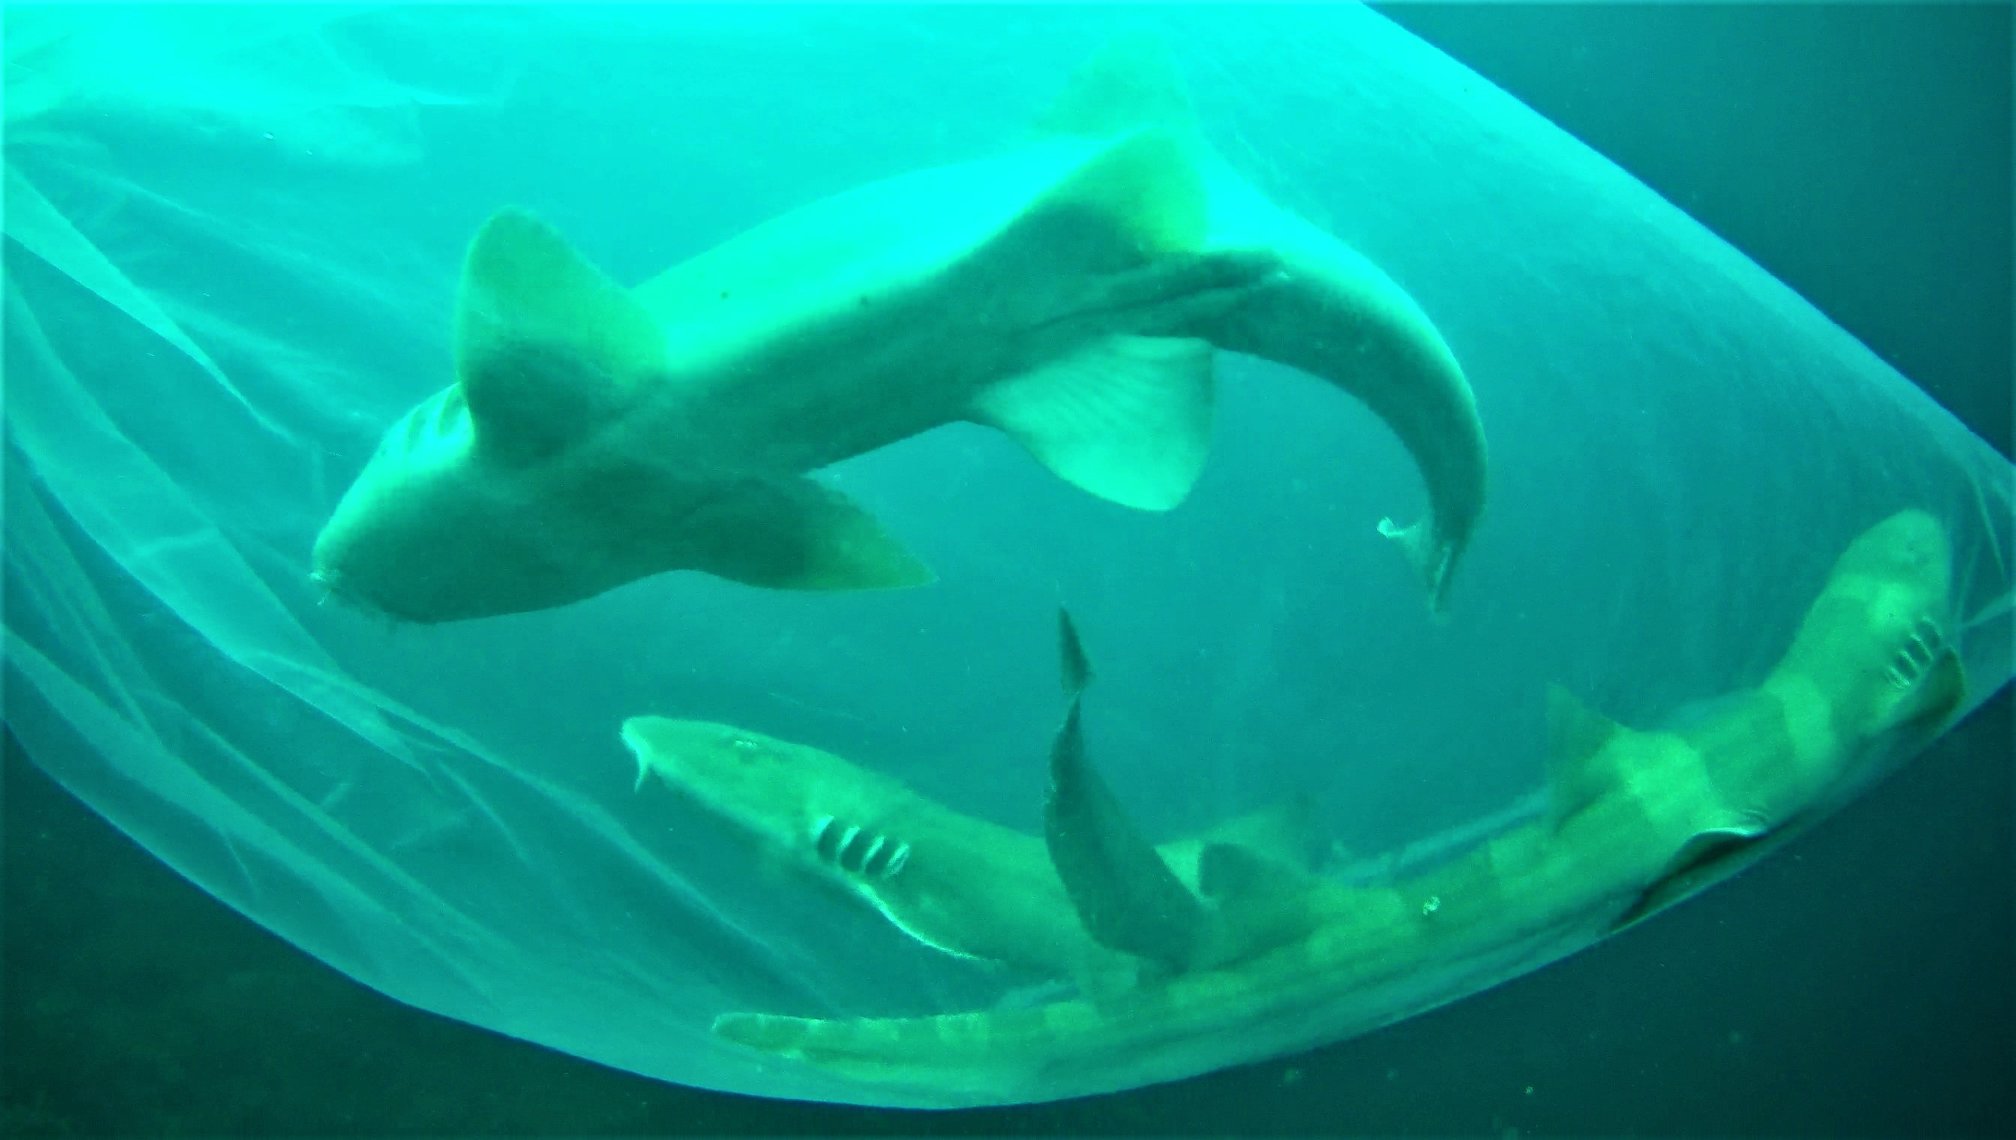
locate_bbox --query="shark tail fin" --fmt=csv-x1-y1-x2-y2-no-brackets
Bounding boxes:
1058,607,1094,698
1046,693,1207,973
1378,515,1457,618
1034,32,1196,139
454,208,665,461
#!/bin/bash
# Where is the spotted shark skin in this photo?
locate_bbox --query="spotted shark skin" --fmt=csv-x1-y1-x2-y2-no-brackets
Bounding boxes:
710,510,1969,1106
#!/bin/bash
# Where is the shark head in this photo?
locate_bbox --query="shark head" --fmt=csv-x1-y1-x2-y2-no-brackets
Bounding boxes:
621,716,915,881
1774,508,1966,742
309,382,648,623
309,207,687,624
314,389,496,622
310,207,938,624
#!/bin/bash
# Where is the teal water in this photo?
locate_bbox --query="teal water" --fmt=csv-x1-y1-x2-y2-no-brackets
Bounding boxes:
4,3,2010,1133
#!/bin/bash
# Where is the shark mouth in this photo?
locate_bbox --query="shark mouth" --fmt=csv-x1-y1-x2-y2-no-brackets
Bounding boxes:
1884,616,1946,691
808,815,911,880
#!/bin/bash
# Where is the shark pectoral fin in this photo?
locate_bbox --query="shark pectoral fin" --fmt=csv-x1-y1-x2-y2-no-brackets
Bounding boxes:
1045,696,1208,972
676,477,934,592
454,207,664,461
1545,683,1628,825
1613,819,1772,933
975,336,1215,511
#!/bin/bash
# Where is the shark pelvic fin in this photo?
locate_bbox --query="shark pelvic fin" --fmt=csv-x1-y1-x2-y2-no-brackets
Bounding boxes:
1545,683,1628,824
455,208,664,461
1045,694,1207,972
1194,842,1334,960
1194,842,1278,902
975,336,1215,511
1033,31,1195,139
674,477,934,592
1190,791,1326,873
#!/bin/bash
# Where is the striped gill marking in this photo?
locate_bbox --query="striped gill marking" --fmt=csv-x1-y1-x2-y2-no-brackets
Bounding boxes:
1883,616,1944,691
809,814,911,880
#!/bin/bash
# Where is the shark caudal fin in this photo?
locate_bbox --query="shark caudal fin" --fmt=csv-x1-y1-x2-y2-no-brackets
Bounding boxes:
1044,609,1208,971
454,208,665,463
1378,516,1458,617
1058,606,1094,698
1046,697,1207,972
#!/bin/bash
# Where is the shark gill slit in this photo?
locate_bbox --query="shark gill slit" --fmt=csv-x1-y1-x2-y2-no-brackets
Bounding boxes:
1885,617,1942,689
808,814,910,879
809,814,840,858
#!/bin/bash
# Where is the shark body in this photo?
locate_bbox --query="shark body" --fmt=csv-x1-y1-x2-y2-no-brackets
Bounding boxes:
311,41,1485,622
622,717,1324,983
709,510,1968,1105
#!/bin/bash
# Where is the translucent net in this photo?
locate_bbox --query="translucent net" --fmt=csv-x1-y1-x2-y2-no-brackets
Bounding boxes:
5,4,2009,1109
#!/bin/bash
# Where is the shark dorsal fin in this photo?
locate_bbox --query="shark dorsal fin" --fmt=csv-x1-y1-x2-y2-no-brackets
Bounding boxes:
454,208,664,462
1034,32,1195,138
1045,695,1207,972
1545,683,1626,823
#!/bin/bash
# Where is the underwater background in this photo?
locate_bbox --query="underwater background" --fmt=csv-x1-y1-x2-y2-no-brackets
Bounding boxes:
4,3,2010,1136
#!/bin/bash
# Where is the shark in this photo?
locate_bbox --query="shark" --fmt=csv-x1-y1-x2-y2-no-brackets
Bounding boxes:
621,712,1328,984
310,39,1485,623
708,509,1969,1106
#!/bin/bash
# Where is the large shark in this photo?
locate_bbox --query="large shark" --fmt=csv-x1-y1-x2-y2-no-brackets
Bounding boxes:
311,41,1485,623
710,509,1968,1105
